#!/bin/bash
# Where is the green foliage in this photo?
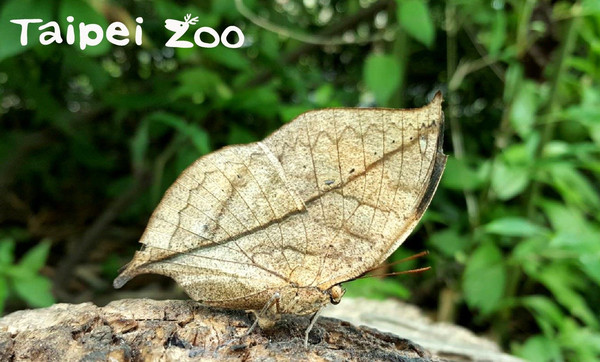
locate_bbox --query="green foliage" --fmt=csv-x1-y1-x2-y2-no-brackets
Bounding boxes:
396,0,435,48
0,239,55,313
344,277,410,300
364,54,402,105
1,0,599,359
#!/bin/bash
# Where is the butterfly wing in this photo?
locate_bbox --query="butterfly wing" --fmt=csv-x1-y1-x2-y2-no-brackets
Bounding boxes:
114,93,445,309
260,92,446,290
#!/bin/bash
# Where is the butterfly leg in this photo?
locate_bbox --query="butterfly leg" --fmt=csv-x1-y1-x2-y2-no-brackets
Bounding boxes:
213,291,282,356
304,307,324,348
246,291,281,336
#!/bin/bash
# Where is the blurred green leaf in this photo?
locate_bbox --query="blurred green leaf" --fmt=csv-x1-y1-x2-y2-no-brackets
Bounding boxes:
483,217,548,237
145,112,210,155
536,265,598,329
504,63,524,102
279,105,313,123
17,240,51,273
521,295,565,334
514,335,562,362
396,0,435,48
0,0,53,60
227,87,280,119
313,84,334,106
546,163,600,212
441,156,482,191
12,274,55,308
0,277,7,314
463,242,506,314
509,81,538,138
344,277,410,300
488,10,506,56
490,159,529,200
560,318,600,358
175,68,230,101
205,48,250,70
227,124,257,145
59,0,110,56
429,228,467,257
0,239,15,268
363,54,401,105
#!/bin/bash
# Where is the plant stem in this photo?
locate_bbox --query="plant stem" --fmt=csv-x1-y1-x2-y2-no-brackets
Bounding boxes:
446,2,480,228
525,16,580,218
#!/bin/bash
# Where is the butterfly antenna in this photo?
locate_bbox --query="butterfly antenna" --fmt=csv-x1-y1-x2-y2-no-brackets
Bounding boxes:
360,266,431,279
346,250,430,282
363,250,429,275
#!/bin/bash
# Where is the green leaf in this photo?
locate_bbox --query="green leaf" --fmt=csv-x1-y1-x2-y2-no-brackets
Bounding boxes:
174,68,232,102
18,240,51,273
514,335,562,362
0,0,53,61
490,159,529,200
520,295,565,333
441,156,482,191
145,112,211,155
560,318,600,358
396,0,435,48
227,87,280,118
344,277,410,300
509,81,538,138
363,54,402,105
488,10,506,57
541,201,598,241
483,217,548,237
503,63,523,103
59,0,111,56
0,239,15,268
205,48,250,71
227,124,257,145
279,105,313,123
428,228,467,257
536,265,598,328
547,163,600,212
463,242,506,314
313,84,334,106
0,277,8,314
12,274,55,308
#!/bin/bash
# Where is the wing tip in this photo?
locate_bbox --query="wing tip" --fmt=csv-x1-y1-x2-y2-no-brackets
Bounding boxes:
113,274,130,289
113,262,135,289
431,90,444,105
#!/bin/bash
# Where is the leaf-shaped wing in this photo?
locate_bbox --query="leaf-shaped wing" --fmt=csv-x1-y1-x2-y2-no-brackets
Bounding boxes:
114,93,445,310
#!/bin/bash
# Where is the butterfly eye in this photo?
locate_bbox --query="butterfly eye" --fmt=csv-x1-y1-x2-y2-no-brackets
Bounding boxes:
328,285,345,305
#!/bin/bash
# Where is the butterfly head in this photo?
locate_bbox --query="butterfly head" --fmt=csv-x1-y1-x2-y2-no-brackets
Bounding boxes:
327,284,345,305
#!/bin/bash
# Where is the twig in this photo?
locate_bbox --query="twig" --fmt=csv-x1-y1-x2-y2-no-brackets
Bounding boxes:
53,170,152,289
525,15,579,217
245,0,394,87
446,3,480,228
235,0,389,46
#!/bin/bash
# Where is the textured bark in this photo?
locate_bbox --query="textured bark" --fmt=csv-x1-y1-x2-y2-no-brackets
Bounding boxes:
0,299,435,361
0,298,522,361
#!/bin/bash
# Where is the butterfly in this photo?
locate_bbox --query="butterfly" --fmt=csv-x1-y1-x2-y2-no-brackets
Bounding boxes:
114,92,446,347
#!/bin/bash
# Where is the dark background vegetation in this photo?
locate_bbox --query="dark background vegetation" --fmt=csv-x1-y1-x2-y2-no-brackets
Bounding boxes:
1,0,599,360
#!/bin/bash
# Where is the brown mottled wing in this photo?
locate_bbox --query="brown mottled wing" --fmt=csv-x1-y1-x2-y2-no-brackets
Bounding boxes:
113,93,445,307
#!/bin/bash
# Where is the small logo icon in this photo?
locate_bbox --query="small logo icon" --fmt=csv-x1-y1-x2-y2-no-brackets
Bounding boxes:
165,14,199,48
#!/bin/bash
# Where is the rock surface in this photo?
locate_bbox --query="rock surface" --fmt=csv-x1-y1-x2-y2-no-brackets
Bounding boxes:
0,298,521,361
322,298,522,362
